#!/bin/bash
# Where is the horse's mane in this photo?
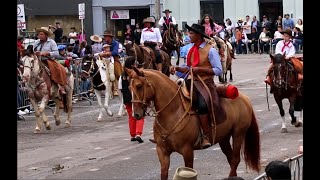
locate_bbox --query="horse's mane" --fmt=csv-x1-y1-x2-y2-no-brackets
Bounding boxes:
273,53,285,64
143,69,178,89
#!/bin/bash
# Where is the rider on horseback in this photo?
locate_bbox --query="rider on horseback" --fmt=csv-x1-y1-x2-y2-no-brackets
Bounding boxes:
141,17,163,71
33,27,67,95
158,9,177,35
264,29,303,87
171,24,223,149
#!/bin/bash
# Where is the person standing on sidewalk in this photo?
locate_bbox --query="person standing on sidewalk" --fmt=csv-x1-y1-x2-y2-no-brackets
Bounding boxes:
119,56,145,143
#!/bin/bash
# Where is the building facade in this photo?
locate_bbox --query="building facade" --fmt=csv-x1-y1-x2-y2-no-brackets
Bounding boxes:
19,0,93,41
165,0,303,30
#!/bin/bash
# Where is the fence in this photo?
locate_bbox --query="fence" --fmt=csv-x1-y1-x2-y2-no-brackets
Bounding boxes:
17,58,94,120
254,154,303,180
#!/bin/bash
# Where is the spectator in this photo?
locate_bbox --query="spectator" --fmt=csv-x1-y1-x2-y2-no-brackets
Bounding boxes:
61,36,69,46
79,40,87,58
49,22,63,43
272,26,284,46
235,27,244,54
124,24,133,43
133,23,142,45
69,27,78,45
200,14,222,37
298,145,303,154
293,27,303,51
77,28,86,43
282,14,295,30
261,15,271,33
251,15,262,34
249,27,259,53
295,19,303,33
73,40,80,57
265,160,291,180
273,16,282,34
90,35,103,54
259,27,272,54
242,15,252,46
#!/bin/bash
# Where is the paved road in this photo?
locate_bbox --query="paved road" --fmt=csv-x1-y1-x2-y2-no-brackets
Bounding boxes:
18,54,303,180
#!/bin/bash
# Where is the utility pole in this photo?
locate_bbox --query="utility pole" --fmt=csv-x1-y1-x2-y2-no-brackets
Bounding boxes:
155,0,161,26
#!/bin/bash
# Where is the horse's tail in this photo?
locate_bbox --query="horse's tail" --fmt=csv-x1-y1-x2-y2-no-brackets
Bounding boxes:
62,94,68,113
243,111,261,172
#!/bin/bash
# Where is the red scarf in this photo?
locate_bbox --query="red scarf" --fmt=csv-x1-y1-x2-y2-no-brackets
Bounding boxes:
282,41,291,52
144,28,154,32
187,42,202,67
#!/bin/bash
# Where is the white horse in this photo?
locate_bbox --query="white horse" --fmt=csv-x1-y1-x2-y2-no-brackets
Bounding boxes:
81,55,125,121
22,55,74,133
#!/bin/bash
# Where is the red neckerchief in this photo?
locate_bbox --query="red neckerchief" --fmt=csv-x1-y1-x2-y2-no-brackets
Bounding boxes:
282,40,292,52
187,42,203,67
165,17,170,25
144,28,154,32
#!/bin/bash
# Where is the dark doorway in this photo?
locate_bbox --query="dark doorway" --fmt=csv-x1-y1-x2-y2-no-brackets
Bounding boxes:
259,0,283,23
200,0,224,23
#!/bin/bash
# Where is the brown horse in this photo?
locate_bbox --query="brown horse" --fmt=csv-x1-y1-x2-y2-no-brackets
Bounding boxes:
162,24,183,66
269,53,303,132
123,41,171,76
126,67,261,180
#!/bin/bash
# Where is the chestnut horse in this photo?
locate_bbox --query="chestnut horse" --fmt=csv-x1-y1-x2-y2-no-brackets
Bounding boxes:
126,67,261,180
269,53,303,132
123,41,171,76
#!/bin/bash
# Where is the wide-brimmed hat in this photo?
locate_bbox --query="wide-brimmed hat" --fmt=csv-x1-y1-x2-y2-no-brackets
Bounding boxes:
143,17,156,24
185,23,210,39
90,35,102,43
172,167,198,180
162,9,172,13
36,27,53,36
102,30,114,37
103,44,111,48
280,29,293,37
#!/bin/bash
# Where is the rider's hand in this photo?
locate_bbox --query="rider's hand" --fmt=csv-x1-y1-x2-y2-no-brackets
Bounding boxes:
41,51,50,56
35,51,41,56
169,66,176,75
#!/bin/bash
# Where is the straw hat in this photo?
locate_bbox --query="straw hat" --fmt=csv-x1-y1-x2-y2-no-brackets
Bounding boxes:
172,167,198,180
36,27,53,36
90,35,102,43
143,17,156,24
102,30,114,37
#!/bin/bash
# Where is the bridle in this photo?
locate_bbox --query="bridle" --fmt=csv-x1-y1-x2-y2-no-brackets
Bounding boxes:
82,56,111,88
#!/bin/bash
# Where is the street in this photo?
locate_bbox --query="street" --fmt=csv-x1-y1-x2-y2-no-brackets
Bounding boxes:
18,54,303,180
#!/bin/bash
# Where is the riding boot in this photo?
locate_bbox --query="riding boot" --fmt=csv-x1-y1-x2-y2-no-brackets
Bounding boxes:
58,84,67,95
199,114,212,149
156,63,163,72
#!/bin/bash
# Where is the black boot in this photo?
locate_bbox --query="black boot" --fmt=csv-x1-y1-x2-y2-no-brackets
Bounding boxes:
199,114,212,149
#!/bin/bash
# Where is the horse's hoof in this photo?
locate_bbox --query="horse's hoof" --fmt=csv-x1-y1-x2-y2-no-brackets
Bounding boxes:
295,121,303,127
107,110,113,117
55,120,61,126
281,128,288,133
34,127,41,134
46,125,51,130
97,117,102,122
65,122,71,128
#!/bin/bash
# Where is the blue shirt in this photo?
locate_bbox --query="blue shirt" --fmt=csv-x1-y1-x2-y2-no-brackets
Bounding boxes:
102,39,119,56
282,18,294,30
186,41,222,76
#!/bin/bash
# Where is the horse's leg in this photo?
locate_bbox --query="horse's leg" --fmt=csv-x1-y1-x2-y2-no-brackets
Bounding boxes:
275,96,287,133
182,146,194,168
39,95,51,130
29,98,42,133
219,134,233,167
65,88,73,127
229,133,245,177
229,68,233,82
94,90,104,121
156,146,171,180
103,85,113,117
53,97,61,126
117,89,126,116
289,97,302,127
176,48,180,66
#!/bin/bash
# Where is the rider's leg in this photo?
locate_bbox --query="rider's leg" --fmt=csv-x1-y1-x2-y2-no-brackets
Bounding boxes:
154,49,163,71
197,91,212,149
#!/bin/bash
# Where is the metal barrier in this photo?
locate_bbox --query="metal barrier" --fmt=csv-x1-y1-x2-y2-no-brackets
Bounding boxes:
254,154,303,180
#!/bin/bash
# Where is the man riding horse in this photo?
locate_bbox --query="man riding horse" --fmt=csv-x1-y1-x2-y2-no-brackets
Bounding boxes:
170,23,224,149
101,30,122,96
33,27,67,95
140,17,163,71
264,29,303,93
158,9,177,36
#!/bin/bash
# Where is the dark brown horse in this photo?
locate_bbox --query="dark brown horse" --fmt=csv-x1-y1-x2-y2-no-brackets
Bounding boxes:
269,53,303,133
123,41,171,76
126,67,261,180
162,24,183,66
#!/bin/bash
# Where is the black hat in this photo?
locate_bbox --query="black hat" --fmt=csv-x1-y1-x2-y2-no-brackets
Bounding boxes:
162,9,172,13
185,23,210,39
280,29,293,37
265,161,291,179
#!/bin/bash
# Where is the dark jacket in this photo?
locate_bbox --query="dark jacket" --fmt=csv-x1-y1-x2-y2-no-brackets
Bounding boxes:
121,74,132,104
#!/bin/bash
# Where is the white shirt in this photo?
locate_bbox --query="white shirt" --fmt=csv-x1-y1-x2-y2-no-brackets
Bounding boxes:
158,16,177,26
274,31,284,39
242,20,252,34
275,40,295,58
140,27,162,44
69,32,77,44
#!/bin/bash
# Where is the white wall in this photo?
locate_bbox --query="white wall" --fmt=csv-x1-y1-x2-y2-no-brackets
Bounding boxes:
283,0,303,22
223,0,259,24
92,6,106,36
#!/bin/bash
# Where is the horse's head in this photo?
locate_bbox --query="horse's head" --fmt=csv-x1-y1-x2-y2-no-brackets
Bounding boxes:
22,55,39,83
80,55,96,80
270,53,296,88
123,41,135,56
125,66,155,120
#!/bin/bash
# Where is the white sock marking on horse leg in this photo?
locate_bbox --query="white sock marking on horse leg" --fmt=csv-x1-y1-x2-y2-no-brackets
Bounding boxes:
95,90,103,121
281,116,286,129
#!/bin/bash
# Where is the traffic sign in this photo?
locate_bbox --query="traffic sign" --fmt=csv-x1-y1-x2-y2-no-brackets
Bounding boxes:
78,3,85,19
17,4,26,30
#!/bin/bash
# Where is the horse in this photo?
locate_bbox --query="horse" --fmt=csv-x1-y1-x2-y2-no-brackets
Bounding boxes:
80,55,125,121
123,41,171,77
22,55,74,133
162,24,183,66
126,67,261,180
269,53,303,132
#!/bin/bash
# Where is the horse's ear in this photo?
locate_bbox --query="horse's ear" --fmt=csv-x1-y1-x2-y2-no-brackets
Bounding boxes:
283,51,286,57
269,53,274,60
133,66,144,77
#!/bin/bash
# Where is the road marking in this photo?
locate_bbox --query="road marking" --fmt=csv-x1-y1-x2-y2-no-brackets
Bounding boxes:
151,148,156,150
122,157,131,160
123,138,130,141
280,148,288,151
94,147,102,150
213,147,221,151
116,125,123,128
29,167,38,170
256,110,263,112
89,168,99,172
62,157,72,160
